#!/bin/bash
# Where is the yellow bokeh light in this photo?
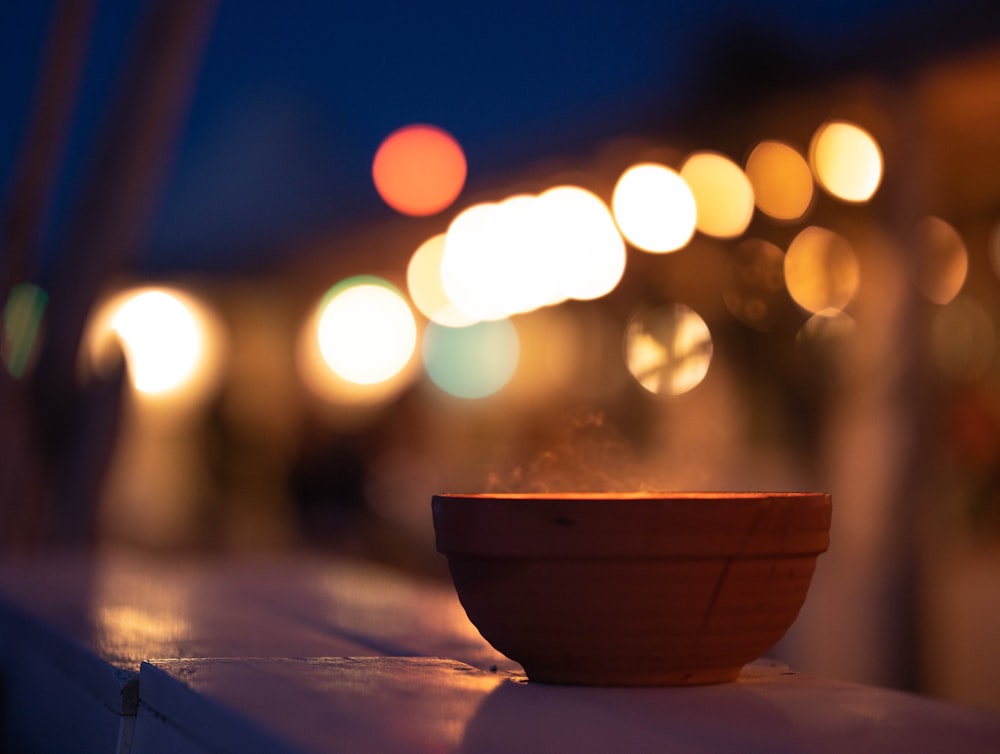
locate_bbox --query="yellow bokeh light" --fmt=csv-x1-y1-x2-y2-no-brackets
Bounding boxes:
784,226,860,315
680,151,755,238
809,121,883,203
915,216,968,305
744,140,814,222
625,304,713,395
407,234,477,327
315,277,417,385
86,287,224,404
612,163,696,253
372,124,467,217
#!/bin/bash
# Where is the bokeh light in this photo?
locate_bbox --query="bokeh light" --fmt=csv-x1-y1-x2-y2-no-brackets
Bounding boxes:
796,309,857,352
989,218,1000,280
536,185,626,301
441,201,494,321
86,287,224,403
744,140,814,222
2,282,48,379
439,186,624,322
407,234,477,327
930,295,995,381
723,239,788,332
915,216,968,305
315,277,417,385
112,291,202,394
784,226,860,314
612,163,696,253
297,291,418,408
372,124,467,216
625,304,713,395
809,121,883,203
680,151,755,238
422,319,519,399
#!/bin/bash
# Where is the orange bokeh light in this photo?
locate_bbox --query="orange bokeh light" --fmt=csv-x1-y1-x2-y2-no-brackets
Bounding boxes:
372,124,467,216
744,140,814,222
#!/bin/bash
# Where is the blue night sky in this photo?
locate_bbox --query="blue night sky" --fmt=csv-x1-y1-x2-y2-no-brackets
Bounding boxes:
0,0,971,273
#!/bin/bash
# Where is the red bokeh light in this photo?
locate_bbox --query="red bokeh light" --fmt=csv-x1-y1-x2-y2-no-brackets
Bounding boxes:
372,124,467,216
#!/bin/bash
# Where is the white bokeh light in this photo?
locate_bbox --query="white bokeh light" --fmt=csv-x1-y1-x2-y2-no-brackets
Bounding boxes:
440,186,626,322
612,163,697,253
316,279,417,385
111,290,203,395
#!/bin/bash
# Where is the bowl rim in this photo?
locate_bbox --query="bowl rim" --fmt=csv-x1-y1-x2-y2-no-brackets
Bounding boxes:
434,491,827,501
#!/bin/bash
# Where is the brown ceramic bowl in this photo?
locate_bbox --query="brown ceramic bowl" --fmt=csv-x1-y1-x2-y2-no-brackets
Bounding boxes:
432,491,831,686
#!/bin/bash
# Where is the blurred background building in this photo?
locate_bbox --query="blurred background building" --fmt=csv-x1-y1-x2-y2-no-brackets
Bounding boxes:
3,0,1000,711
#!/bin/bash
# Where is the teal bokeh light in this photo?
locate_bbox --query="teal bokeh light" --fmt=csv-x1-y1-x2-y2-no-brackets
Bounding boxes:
2,283,48,379
422,319,519,399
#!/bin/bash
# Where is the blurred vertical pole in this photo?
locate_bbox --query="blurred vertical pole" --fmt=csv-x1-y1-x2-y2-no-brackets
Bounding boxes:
1,0,98,544
2,0,218,546
833,81,929,693
880,83,930,694
776,84,930,693
0,0,96,294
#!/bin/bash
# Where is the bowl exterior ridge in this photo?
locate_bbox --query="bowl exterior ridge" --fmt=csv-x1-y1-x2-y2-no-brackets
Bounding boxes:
432,493,831,558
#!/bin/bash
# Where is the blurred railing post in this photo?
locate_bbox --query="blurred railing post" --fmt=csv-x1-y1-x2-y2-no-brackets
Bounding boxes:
1,0,98,545
1,0,217,547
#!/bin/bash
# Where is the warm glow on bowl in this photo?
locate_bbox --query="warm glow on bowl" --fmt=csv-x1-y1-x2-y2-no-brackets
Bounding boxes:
372,124,467,216
809,121,883,203
612,163,696,253
680,151,755,238
744,141,814,222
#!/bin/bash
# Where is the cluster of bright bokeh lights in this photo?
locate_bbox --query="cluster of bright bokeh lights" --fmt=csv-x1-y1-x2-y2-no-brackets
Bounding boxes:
25,116,985,406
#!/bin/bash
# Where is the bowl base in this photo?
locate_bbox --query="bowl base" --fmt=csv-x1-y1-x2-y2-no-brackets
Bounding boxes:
522,664,743,686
